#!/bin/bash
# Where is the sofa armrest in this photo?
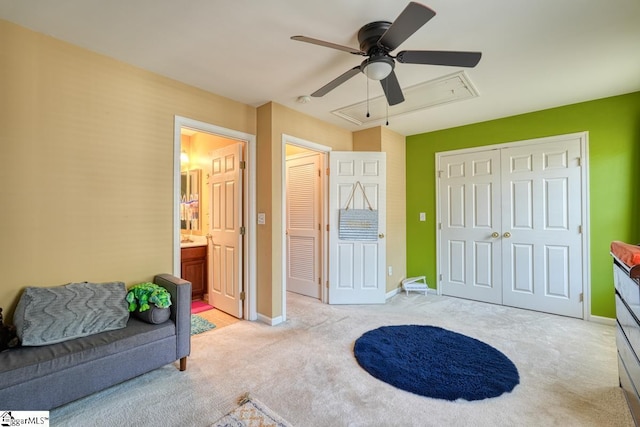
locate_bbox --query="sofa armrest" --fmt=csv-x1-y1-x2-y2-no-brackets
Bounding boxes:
153,274,191,365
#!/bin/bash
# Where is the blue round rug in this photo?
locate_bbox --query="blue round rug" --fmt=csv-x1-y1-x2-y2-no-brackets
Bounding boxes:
354,325,519,401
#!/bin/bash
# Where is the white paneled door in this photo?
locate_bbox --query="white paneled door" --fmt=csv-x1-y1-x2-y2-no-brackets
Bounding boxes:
286,152,322,299
439,134,586,318
500,140,583,317
209,142,243,318
439,149,502,304
329,152,386,304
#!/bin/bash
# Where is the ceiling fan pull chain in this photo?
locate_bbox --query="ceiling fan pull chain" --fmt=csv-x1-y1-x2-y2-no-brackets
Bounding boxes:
366,67,370,118
385,79,389,126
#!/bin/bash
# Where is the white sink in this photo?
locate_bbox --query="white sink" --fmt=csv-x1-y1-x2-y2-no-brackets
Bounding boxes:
180,235,207,248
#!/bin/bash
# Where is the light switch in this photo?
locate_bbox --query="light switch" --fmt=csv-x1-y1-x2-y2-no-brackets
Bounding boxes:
257,212,266,225
419,212,426,221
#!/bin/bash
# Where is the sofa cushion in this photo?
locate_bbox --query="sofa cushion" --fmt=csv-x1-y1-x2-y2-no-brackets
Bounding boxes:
13,281,129,346
133,306,171,324
0,317,176,389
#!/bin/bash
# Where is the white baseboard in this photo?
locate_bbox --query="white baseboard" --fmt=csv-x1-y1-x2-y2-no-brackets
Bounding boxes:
386,287,400,300
588,314,616,326
257,313,283,326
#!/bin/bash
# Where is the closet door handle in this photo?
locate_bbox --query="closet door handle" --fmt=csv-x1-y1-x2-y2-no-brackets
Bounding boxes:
491,232,500,238
503,232,511,238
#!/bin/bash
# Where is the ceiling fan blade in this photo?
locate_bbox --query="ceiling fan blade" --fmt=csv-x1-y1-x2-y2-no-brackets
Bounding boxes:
396,50,482,67
380,71,405,106
311,66,362,97
377,2,436,52
291,36,364,55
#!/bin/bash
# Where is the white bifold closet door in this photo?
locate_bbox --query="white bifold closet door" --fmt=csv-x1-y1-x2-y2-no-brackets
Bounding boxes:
439,135,585,318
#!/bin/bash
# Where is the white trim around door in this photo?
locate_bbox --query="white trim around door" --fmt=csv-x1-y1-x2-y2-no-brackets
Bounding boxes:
174,116,257,321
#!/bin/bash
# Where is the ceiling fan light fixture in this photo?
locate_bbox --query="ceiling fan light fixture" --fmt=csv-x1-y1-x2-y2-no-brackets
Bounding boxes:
362,57,394,81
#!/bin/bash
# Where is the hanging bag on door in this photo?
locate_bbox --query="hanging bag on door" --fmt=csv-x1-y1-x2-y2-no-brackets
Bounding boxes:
339,181,378,241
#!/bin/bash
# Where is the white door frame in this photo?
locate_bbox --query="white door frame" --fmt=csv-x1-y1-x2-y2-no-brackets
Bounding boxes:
281,134,331,322
435,131,591,319
174,115,257,321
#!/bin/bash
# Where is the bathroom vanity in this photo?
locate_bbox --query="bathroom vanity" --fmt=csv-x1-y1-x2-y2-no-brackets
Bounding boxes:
181,243,207,300
179,165,206,300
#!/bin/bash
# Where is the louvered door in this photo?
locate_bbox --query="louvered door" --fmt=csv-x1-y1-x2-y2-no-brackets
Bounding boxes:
286,152,322,298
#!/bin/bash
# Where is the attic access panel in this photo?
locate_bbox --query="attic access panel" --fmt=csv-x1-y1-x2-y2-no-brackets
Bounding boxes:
332,71,479,126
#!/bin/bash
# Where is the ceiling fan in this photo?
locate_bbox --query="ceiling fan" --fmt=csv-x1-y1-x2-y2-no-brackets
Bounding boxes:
291,2,481,106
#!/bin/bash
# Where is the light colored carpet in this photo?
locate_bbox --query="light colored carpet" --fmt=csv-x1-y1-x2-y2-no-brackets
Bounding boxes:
51,292,633,426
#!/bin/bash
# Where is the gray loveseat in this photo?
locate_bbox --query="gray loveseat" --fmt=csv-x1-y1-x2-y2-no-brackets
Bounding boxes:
0,274,191,410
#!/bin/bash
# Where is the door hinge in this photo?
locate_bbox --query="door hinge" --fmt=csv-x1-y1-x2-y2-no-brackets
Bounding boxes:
240,226,246,236
239,160,246,169
577,158,581,167
438,170,443,178
318,223,321,231
579,292,583,302
326,224,329,232
326,280,329,288
438,222,442,230
318,277,321,285
240,291,246,301
439,274,443,281
578,225,582,234
326,167,330,175
318,169,321,177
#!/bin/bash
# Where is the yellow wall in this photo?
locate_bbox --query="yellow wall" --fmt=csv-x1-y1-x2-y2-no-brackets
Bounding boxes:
0,20,256,317
0,19,408,323
381,126,407,292
256,102,353,318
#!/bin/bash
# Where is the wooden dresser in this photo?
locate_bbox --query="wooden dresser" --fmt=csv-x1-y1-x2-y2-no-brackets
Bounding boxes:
612,253,640,424
181,245,207,300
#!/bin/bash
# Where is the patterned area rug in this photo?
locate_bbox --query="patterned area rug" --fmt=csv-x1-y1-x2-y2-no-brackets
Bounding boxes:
191,314,216,335
211,394,291,427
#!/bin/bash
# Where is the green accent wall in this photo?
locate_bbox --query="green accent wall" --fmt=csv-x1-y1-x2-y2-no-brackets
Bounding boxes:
406,91,640,318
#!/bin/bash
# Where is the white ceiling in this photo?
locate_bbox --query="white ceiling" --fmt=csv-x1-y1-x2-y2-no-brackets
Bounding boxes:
1,0,639,136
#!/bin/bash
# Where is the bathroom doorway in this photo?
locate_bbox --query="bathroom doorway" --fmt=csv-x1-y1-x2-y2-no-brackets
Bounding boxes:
173,116,257,321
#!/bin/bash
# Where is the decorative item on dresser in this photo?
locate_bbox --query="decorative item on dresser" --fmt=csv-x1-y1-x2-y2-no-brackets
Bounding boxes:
611,240,640,424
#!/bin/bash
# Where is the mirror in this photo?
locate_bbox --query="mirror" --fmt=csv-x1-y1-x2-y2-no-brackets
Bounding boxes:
180,169,201,233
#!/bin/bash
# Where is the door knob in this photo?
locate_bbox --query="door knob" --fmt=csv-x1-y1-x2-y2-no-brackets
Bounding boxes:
378,233,385,238
491,232,500,238
503,232,511,238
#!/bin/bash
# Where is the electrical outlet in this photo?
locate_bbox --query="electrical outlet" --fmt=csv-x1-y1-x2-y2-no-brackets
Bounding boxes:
388,266,393,276
257,213,266,225
419,212,426,221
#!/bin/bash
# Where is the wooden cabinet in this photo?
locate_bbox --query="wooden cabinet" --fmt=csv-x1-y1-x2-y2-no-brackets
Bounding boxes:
181,246,207,301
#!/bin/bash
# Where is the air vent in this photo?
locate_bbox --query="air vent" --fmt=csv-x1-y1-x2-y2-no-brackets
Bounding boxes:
332,71,479,126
